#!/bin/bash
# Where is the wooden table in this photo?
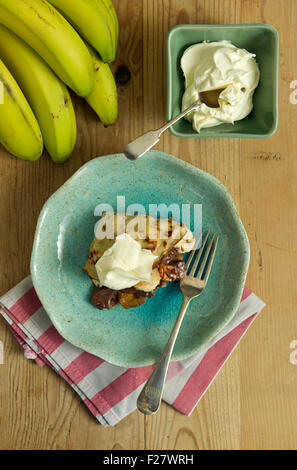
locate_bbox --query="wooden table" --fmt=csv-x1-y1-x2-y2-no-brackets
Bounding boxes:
0,0,296,450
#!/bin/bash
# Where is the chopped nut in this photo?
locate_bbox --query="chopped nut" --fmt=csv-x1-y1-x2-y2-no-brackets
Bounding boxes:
159,261,187,282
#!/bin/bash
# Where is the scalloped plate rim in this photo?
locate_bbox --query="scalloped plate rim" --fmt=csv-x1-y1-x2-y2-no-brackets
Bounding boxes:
30,151,250,367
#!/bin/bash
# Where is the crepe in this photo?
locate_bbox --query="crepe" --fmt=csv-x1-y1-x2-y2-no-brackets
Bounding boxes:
83,212,195,286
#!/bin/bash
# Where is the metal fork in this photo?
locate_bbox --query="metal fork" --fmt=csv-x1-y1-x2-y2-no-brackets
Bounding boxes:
137,231,219,415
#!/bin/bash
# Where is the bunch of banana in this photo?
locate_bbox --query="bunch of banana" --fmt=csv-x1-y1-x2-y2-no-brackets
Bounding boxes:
0,25,77,164
0,0,94,97
0,59,43,162
0,0,119,163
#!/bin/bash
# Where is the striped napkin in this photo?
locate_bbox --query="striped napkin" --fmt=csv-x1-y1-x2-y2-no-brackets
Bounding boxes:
0,276,265,427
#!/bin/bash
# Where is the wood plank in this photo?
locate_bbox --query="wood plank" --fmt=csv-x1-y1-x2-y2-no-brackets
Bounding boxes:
0,0,296,450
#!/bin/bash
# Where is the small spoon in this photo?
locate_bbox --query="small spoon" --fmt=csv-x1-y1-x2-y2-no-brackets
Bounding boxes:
124,89,223,161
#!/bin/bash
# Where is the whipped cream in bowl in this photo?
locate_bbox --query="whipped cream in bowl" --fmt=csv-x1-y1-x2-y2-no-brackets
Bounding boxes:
181,40,260,132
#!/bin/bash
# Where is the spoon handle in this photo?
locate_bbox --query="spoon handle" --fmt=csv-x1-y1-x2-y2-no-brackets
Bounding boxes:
124,102,199,160
158,102,199,134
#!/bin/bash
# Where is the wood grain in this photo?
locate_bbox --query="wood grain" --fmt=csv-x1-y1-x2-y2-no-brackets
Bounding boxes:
0,0,297,450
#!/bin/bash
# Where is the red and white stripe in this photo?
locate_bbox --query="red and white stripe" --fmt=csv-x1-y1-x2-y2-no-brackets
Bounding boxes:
0,277,265,427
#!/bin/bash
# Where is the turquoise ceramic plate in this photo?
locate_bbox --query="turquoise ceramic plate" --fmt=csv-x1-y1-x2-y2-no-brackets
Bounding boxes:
31,152,249,367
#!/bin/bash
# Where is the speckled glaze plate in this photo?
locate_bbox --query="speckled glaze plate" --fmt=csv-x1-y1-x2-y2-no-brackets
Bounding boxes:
31,151,249,367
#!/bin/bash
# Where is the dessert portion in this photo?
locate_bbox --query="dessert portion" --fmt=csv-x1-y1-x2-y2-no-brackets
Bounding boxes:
181,40,260,132
83,212,196,309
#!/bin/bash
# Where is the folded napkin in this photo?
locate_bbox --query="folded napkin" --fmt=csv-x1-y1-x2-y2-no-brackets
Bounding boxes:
0,277,265,427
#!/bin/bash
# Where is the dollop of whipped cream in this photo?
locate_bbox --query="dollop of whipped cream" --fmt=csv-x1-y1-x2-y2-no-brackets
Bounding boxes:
95,233,157,290
181,40,260,132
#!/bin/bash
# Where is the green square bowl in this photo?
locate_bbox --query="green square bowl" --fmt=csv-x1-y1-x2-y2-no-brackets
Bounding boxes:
167,24,279,138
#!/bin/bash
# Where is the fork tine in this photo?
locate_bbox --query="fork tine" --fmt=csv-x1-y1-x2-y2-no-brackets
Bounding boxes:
200,235,219,284
185,232,202,269
195,233,215,279
188,231,210,277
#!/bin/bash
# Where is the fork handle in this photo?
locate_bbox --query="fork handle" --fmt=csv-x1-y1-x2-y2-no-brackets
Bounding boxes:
137,296,191,415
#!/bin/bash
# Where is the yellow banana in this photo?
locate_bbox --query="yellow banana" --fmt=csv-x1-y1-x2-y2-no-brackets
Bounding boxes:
101,0,119,47
48,0,116,63
0,0,94,97
85,46,118,126
0,25,77,164
0,59,43,161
